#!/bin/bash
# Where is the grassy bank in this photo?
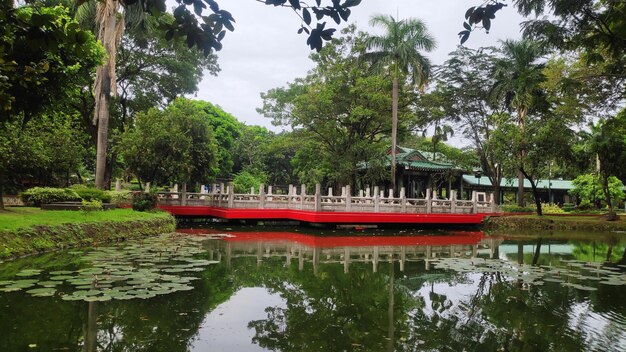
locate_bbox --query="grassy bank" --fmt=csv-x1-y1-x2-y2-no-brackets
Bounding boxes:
485,214,626,232
0,207,175,259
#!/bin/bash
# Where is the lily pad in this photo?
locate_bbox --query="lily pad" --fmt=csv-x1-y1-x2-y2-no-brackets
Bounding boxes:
16,269,43,277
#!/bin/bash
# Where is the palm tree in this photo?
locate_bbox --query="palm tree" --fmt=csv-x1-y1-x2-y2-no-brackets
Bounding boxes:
90,0,125,189
490,39,545,206
364,14,436,194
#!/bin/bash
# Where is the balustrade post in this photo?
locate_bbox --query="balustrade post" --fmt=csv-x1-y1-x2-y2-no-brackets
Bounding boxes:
228,183,234,208
328,187,333,197
359,190,364,197
471,191,477,214
451,190,457,214
145,182,150,193
268,186,273,195
345,185,352,211
426,188,432,213
315,184,321,212
181,183,187,206
250,186,255,194
400,187,406,213
300,184,306,210
288,184,293,208
220,183,225,194
115,179,122,192
490,192,495,212
374,186,380,212
259,183,265,209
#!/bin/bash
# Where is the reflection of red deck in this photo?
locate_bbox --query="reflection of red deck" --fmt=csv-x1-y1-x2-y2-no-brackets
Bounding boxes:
177,229,485,247
160,205,490,225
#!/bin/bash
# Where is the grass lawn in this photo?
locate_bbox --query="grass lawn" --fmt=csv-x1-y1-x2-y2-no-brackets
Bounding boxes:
0,207,171,231
517,214,626,223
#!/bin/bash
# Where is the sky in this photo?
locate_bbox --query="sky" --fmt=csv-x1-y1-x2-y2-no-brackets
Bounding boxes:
194,1,527,139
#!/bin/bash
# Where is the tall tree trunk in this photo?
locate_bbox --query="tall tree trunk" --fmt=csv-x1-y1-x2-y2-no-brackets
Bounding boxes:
520,167,542,216
517,169,524,207
494,184,501,205
94,0,123,189
601,171,617,221
391,77,398,195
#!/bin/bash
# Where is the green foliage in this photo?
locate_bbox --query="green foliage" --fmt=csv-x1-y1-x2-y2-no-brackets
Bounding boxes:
233,170,269,194
0,4,104,121
539,203,565,214
20,188,80,207
131,192,158,212
71,185,112,203
191,100,241,178
570,174,625,208
106,190,132,205
501,205,535,213
80,199,103,213
118,98,219,186
114,14,220,126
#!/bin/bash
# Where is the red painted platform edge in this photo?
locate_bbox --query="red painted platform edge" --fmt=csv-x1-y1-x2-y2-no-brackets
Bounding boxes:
158,205,493,224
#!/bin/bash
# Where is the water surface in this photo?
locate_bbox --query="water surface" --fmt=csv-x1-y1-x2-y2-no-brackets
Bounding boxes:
1,226,625,351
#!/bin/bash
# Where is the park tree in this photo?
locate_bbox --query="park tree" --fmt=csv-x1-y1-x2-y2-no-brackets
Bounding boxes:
586,111,626,219
232,125,274,175
117,98,219,188
490,39,546,206
421,46,507,203
190,100,242,178
364,14,436,194
259,26,408,188
570,174,625,210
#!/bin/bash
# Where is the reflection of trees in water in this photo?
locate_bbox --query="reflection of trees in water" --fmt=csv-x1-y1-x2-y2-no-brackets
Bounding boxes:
247,259,423,351
571,238,626,263
245,254,626,352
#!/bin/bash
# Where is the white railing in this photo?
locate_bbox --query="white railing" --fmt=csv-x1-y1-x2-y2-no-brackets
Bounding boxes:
156,183,497,215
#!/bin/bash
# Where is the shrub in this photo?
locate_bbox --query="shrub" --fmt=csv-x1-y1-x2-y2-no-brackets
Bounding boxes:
132,192,158,211
71,185,112,203
233,169,268,193
501,205,535,213
21,187,81,206
540,203,565,214
562,203,575,212
577,200,595,211
107,190,132,205
81,199,103,213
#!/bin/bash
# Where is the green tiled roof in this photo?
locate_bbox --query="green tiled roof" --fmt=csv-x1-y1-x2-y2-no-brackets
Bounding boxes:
388,146,459,171
462,175,574,190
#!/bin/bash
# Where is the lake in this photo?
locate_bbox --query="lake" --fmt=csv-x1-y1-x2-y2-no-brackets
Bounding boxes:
1,226,625,351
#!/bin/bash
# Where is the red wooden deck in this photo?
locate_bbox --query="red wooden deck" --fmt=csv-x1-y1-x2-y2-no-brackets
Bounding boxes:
159,205,493,225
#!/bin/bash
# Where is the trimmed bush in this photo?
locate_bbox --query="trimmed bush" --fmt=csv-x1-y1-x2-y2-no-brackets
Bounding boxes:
21,187,81,207
81,199,103,213
540,203,565,214
132,192,158,211
501,205,535,213
107,190,132,205
71,185,112,203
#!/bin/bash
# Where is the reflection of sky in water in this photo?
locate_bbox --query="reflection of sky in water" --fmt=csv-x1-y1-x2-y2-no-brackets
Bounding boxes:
416,270,626,351
192,287,286,352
